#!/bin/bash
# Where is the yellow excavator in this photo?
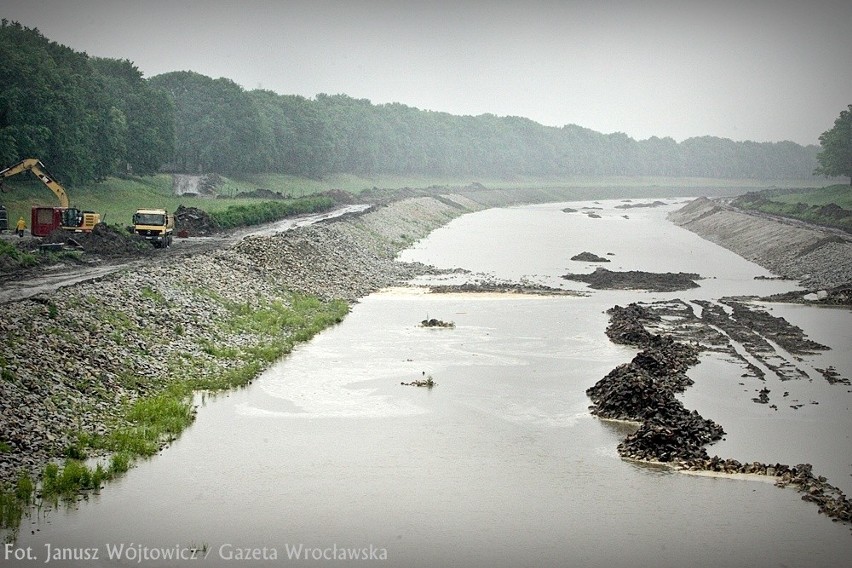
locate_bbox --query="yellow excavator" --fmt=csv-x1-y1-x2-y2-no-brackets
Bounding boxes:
0,158,101,236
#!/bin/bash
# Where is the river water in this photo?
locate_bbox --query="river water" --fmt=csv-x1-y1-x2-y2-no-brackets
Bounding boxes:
9,199,852,567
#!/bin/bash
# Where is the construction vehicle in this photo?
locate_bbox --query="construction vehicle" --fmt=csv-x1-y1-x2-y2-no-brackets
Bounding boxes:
132,208,174,248
0,158,101,237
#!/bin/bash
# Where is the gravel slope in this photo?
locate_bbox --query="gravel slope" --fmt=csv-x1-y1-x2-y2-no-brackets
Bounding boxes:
668,197,852,289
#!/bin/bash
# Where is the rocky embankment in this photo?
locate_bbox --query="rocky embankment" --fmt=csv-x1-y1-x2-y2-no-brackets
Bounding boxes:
668,197,852,290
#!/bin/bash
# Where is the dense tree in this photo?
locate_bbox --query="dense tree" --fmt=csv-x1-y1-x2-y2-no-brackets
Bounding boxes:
0,20,97,183
814,105,852,185
0,20,825,186
89,57,174,176
0,21,174,185
148,71,273,175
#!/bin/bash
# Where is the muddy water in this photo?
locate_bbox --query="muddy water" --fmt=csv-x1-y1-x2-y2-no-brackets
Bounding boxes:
10,200,852,567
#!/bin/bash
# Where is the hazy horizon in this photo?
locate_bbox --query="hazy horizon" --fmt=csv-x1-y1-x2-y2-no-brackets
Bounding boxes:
2,0,850,146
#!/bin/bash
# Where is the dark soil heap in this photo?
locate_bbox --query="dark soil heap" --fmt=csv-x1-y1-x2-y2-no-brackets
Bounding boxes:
562,267,700,291
174,205,220,236
44,223,152,256
570,251,610,262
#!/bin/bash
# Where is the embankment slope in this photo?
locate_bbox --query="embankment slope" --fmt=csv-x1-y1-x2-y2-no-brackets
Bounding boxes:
668,197,852,289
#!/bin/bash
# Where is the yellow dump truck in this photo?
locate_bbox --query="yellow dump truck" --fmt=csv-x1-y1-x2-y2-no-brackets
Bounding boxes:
132,208,175,248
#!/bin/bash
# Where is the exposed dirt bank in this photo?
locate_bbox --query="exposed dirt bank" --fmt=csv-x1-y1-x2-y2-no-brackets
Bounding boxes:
669,197,852,290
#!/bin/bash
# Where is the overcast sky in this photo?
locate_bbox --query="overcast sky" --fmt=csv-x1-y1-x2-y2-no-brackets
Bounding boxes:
3,0,850,146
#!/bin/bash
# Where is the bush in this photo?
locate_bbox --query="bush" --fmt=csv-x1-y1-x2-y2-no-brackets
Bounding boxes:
210,196,335,229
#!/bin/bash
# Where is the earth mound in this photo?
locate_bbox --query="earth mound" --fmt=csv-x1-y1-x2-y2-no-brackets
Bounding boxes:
44,223,152,256
174,205,220,236
562,267,700,291
570,251,610,262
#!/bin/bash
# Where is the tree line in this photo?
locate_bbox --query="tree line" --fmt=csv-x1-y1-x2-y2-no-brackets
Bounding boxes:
0,20,173,185
0,20,827,187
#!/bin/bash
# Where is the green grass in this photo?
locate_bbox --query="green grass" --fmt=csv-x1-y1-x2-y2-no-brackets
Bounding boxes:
0,240,38,268
732,184,852,232
140,285,167,305
769,185,852,208
97,388,196,456
210,196,335,229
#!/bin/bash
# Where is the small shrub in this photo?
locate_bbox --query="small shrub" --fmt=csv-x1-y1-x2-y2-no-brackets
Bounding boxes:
64,443,87,460
109,453,131,476
141,286,166,304
210,196,335,229
15,475,33,505
0,489,24,530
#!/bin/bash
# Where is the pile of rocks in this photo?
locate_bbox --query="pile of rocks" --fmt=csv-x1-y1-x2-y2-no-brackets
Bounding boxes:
604,303,659,345
570,251,610,262
676,458,851,523
589,300,852,525
420,318,455,328
587,314,722,463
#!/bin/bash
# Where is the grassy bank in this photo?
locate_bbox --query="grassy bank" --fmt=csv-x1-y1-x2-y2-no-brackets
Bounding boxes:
731,184,852,232
0,291,348,539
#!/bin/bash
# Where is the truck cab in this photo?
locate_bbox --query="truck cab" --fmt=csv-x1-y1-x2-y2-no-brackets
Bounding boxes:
133,208,175,248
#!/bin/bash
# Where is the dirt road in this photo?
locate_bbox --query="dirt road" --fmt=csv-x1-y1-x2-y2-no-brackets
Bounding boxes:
0,204,371,304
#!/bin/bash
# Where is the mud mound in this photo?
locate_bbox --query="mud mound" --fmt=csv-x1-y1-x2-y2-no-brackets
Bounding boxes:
570,251,610,262
817,202,851,221
174,205,220,236
44,224,152,256
562,267,701,291
238,188,286,200
319,189,357,204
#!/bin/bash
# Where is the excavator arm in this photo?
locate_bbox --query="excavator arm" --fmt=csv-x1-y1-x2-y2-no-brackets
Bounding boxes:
0,158,70,208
